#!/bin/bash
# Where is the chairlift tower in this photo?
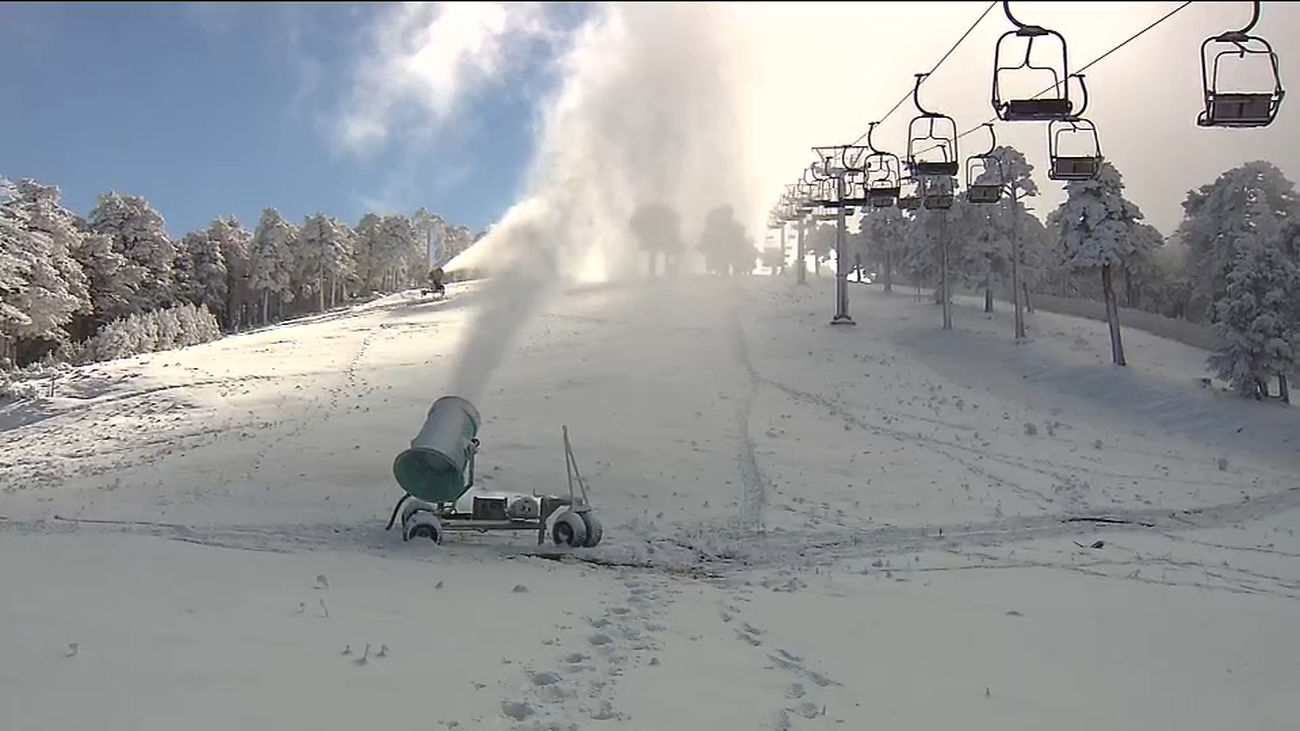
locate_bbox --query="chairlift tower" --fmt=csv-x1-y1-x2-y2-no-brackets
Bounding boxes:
786,182,813,285
808,146,873,326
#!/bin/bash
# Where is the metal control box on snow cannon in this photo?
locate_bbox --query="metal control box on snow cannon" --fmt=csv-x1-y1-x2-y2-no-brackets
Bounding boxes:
387,395,603,548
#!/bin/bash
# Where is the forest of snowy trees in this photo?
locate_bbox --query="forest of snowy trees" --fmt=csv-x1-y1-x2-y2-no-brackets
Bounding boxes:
787,151,1299,403
5,150,1297,406
0,176,479,372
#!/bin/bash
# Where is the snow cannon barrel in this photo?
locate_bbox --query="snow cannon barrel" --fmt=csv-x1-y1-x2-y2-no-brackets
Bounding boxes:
392,396,481,503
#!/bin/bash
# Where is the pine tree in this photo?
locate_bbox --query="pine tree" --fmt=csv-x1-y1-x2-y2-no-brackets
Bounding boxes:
172,231,198,306
249,208,296,324
1207,202,1299,402
987,145,1039,334
0,207,32,368
352,213,384,293
0,180,85,361
1047,161,1145,366
182,227,228,322
378,213,419,290
1178,161,1299,322
71,232,133,336
88,191,176,313
296,213,355,311
857,205,910,292
7,181,91,324
208,217,250,331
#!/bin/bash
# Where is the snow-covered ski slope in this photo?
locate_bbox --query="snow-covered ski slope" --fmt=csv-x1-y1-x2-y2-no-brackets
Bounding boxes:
3,276,1298,731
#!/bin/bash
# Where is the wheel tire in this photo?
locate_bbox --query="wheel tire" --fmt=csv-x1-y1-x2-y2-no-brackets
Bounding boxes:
551,509,588,547
579,512,603,547
403,513,441,544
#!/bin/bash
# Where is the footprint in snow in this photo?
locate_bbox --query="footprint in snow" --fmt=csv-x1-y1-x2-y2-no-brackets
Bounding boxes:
500,700,534,721
788,701,822,719
528,670,562,686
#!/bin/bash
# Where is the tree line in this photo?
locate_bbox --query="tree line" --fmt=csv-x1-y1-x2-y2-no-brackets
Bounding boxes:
1,177,479,370
793,151,1298,403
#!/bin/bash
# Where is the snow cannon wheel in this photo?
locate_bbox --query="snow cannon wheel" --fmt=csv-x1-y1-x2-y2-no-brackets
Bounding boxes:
579,512,603,548
551,509,589,547
404,512,442,543
400,498,443,543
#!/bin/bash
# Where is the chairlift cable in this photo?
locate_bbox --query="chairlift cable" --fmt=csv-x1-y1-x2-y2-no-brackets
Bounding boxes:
1076,1,1193,76
851,1,1000,146
915,1,1194,157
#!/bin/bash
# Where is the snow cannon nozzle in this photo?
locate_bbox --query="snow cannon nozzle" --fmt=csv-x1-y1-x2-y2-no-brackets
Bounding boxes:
392,395,481,504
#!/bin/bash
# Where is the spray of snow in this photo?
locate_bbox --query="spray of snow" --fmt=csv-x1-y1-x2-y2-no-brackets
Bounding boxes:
417,2,1006,399
445,199,558,403
444,4,852,396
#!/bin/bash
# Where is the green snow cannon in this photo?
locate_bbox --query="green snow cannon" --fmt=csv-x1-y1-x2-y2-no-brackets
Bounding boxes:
392,395,481,503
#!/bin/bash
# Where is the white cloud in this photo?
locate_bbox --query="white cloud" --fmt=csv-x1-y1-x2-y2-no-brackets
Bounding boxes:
331,2,560,156
189,2,243,37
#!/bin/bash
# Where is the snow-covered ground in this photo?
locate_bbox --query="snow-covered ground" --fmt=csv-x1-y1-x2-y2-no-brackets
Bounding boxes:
3,275,1298,731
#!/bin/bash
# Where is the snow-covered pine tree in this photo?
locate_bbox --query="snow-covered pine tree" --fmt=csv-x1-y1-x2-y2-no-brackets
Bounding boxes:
181,227,228,324
320,216,355,308
208,217,250,331
1207,199,1299,402
1178,161,1298,322
290,216,323,313
378,213,419,291
88,191,176,313
965,146,1033,311
1047,160,1145,366
295,213,355,312
0,180,85,363
249,208,296,324
7,181,91,327
352,213,384,294
171,231,197,307
857,205,909,292
70,232,133,337
898,204,948,301
1121,222,1165,309
0,205,32,368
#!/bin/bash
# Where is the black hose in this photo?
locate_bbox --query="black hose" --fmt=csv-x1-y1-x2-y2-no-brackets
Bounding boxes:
385,493,411,531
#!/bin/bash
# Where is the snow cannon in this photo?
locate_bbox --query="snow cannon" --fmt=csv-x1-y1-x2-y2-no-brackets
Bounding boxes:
392,395,481,504
386,402,604,549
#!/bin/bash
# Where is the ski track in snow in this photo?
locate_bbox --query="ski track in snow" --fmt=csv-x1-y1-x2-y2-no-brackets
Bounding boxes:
5,482,1297,602
728,284,770,535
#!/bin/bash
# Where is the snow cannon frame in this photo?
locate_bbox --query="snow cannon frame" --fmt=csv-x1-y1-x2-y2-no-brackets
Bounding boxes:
387,421,603,549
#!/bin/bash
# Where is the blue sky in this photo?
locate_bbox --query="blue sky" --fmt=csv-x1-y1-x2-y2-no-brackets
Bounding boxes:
0,2,578,236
